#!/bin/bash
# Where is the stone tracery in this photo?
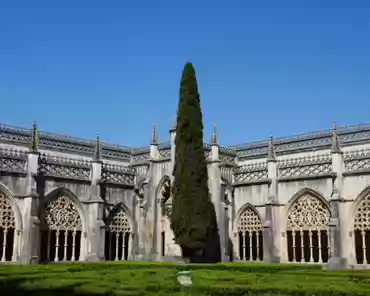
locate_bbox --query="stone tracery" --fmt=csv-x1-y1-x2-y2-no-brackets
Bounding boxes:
0,191,16,262
40,195,83,262
236,206,263,261
108,208,131,234
105,206,131,261
353,193,370,264
286,193,330,264
44,196,82,231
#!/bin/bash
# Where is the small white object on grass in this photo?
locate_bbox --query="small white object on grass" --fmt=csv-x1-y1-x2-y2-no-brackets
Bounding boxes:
176,270,192,286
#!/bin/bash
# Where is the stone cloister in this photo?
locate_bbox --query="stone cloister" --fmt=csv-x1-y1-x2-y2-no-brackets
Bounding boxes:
1,122,370,268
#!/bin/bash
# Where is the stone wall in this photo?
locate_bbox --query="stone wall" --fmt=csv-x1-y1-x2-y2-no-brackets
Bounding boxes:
1,122,370,266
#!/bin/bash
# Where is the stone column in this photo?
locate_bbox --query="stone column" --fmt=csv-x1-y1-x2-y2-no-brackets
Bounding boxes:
170,122,176,171
326,126,347,269
208,126,225,261
135,179,148,260
263,137,280,263
85,142,105,261
149,126,162,260
21,151,40,264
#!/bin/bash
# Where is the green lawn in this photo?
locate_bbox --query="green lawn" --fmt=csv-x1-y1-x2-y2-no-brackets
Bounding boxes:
0,262,369,295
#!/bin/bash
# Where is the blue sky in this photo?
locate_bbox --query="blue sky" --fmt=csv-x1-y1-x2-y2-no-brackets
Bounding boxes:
0,0,369,147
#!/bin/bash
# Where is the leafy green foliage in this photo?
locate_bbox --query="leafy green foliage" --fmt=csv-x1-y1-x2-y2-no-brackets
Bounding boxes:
0,262,369,296
171,62,220,262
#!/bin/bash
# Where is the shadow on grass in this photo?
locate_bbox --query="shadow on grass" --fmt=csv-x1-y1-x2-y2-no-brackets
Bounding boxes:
0,279,89,296
0,268,180,296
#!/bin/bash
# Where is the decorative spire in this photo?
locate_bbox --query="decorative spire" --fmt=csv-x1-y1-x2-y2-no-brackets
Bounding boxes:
170,120,177,132
211,124,218,146
29,121,39,152
267,135,276,161
331,121,341,152
93,134,101,161
151,124,158,145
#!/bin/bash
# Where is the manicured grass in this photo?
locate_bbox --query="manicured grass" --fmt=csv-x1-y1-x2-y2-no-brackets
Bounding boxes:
0,261,369,295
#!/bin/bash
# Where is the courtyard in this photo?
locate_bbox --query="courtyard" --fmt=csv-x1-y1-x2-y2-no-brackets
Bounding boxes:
0,262,369,296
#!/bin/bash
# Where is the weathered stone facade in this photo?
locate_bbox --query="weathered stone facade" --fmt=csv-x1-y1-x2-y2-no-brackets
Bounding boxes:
1,121,370,267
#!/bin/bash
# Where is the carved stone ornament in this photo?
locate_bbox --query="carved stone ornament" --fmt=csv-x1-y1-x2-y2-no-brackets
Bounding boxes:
38,154,91,180
287,194,330,231
101,164,135,185
234,162,268,183
0,148,27,174
354,194,370,231
108,208,131,234
223,187,232,206
44,196,82,231
134,185,145,207
234,123,370,160
278,153,332,178
344,148,370,172
0,191,15,230
237,207,262,233
161,179,171,217
161,179,171,202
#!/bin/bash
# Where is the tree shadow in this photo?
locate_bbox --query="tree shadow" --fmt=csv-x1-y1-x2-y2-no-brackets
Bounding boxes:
0,279,92,296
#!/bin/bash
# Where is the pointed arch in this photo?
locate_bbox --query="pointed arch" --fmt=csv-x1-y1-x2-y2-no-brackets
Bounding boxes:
351,185,370,224
285,188,330,215
284,187,330,264
106,202,133,231
350,186,370,265
0,183,22,231
234,203,263,261
41,187,86,232
105,202,132,261
0,183,22,262
40,187,86,263
234,203,263,231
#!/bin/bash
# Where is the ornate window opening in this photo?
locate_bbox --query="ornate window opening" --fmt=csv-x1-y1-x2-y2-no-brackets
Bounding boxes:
286,194,330,263
236,206,263,261
353,194,370,264
105,207,131,261
0,191,17,262
40,196,82,262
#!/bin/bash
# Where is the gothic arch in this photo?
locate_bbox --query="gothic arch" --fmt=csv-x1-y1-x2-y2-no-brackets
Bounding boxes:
234,203,263,231
39,187,86,262
41,187,87,231
284,188,331,264
350,185,370,221
0,183,22,232
350,186,370,265
0,183,22,262
104,203,132,261
284,188,330,218
234,203,263,261
106,202,133,231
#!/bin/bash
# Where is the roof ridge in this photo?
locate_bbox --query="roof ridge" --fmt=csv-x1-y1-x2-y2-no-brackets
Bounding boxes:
229,122,370,150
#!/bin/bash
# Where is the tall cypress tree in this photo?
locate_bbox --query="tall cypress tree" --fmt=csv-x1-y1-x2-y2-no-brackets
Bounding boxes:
170,62,221,262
